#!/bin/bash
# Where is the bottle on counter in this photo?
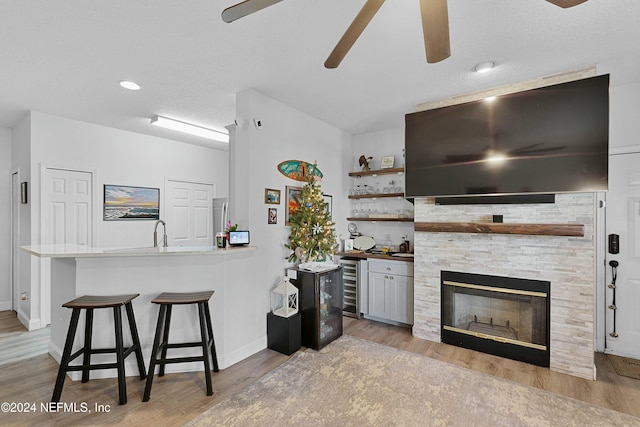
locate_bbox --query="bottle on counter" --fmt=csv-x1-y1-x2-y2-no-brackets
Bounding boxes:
399,235,410,253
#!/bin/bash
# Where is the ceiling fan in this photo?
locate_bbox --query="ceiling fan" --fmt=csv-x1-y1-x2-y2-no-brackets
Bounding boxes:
221,0,588,69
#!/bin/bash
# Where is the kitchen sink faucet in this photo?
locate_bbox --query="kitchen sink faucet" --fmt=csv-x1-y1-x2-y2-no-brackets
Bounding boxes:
153,219,168,247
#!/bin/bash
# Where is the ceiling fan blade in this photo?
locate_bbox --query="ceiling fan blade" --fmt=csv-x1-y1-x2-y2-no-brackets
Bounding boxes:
420,0,451,64
324,0,386,69
221,0,283,23
545,0,588,8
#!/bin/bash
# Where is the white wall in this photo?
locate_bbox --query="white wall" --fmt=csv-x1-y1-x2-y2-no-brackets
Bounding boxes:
16,111,229,329
0,127,11,310
29,111,229,248
609,81,640,153
230,89,351,345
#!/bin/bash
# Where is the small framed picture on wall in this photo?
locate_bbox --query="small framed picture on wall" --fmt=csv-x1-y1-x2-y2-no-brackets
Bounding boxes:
268,208,277,224
265,188,281,204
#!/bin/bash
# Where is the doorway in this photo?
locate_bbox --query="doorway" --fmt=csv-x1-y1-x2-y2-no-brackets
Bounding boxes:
40,167,94,326
604,152,640,358
11,170,20,313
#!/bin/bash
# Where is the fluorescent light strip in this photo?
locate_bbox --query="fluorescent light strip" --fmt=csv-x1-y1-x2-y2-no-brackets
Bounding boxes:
150,115,229,143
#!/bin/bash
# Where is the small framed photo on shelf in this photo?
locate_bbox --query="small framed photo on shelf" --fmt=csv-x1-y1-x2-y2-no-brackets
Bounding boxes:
265,188,281,204
268,208,277,224
380,155,395,169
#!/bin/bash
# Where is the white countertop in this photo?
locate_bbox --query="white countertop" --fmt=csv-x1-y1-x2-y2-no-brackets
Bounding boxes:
21,244,256,258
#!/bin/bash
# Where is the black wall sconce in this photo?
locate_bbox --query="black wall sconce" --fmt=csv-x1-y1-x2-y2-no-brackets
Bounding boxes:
21,182,28,204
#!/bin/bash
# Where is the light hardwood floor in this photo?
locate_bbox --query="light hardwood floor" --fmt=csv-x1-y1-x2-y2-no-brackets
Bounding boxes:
1,312,639,426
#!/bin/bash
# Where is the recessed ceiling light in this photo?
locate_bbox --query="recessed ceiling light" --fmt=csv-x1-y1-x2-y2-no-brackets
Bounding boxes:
150,115,229,143
473,61,495,73
119,80,141,90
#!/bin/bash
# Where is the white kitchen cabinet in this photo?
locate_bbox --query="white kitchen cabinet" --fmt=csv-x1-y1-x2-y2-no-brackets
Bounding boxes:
367,260,414,325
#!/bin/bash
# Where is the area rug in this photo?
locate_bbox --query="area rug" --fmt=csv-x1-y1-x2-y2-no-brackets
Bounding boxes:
609,354,640,380
187,335,640,427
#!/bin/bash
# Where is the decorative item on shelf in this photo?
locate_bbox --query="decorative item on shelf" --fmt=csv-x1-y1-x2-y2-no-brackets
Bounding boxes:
265,188,281,204
271,277,299,318
215,232,227,248
380,155,395,169
285,162,337,263
225,220,238,241
278,160,323,182
358,155,372,171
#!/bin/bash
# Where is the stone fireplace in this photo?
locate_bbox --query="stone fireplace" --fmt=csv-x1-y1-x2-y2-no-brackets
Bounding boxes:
412,193,596,380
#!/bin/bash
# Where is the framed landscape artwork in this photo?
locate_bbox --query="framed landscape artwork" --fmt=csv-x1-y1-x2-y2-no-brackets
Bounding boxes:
104,184,160,221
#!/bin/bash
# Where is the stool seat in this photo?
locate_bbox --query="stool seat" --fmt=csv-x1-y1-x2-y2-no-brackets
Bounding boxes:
151,291,214,305
52,294,146,405
143,290,218,402
63,294,139,309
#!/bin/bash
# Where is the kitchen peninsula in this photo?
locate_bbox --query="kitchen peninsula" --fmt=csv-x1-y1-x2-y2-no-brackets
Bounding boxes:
22,244,263,380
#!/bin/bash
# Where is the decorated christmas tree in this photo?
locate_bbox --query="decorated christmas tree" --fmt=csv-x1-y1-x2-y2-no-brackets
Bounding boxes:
285,163,337,263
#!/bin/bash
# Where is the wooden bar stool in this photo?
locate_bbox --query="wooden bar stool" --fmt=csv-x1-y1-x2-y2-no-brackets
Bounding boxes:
52,294,146,405
142,290,219,402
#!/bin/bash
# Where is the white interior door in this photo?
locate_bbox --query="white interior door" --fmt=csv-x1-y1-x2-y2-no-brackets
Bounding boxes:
166,179,215,246
605,152,640,358
43,168,92,246
41,168,93,326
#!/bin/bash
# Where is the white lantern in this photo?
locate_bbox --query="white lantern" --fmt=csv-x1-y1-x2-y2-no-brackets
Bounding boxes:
271,277,298,318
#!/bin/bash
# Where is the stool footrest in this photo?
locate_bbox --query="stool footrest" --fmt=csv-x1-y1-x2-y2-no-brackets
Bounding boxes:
163,341,207,350
153,356,209,365
65,362,121,371
69,345,138,363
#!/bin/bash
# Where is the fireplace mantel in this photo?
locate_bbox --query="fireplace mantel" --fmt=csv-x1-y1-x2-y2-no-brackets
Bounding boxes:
414,222,584,237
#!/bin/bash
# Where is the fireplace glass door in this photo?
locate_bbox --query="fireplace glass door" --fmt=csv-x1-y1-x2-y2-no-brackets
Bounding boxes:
441,271,550,367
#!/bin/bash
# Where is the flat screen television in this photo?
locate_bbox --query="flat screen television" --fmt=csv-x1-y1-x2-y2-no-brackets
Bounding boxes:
405,74,609,199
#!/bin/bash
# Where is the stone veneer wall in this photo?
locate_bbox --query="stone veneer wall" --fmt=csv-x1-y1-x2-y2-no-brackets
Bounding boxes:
412,193,596,380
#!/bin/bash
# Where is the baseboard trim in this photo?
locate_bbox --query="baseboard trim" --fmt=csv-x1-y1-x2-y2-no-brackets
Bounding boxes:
0,301,11,311
221,336,268,369
17,310,42,331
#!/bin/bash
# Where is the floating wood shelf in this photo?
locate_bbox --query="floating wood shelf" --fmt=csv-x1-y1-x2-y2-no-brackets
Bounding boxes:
347,217,414,222
348,192,405,200
414,222,584,237
348,167,404,177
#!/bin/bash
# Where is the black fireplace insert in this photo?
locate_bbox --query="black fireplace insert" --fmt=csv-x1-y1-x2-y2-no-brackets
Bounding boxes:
441,270,550,367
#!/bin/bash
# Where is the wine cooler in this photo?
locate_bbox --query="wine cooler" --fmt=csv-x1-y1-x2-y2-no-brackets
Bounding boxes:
288,267,343,350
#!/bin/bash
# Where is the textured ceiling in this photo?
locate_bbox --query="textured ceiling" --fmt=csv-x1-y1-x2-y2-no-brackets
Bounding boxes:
1,0,639,150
